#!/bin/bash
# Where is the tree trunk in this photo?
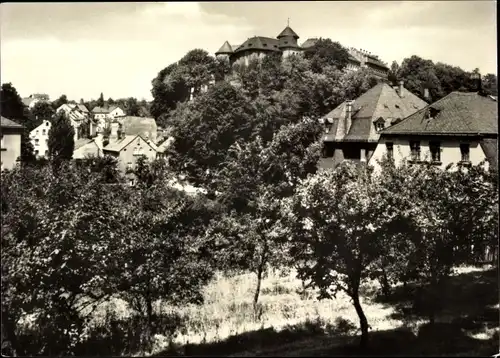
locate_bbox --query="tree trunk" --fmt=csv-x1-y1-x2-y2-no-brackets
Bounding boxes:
380,268,391,299
253,242,268,317
352,292,369,350
1,309,18,357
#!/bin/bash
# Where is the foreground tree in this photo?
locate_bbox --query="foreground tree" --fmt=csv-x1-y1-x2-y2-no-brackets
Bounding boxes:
48,112,75,163
286,163,387,349
303,38,351,73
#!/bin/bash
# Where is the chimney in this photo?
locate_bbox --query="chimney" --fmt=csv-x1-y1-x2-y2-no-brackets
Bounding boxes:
110,122,120,141
398,80,405,97
345,100,353,134
423,88,430,101
471,72,482,92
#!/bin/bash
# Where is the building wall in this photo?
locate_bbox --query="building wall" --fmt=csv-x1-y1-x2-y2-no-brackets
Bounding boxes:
73,142,102,160
113,137,158,173
369,136,490,173
30,120,51,158
1,130,22,170
282,49,301,58
232,51,268,67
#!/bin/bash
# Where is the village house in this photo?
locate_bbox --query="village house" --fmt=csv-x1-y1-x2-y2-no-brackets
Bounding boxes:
29,119,51,158
103,134,158,175
1,116,24,170
56,103,95,140
318,81,428,169
72,138,102,160
369,91,498,171
215,24,389,78
21,93,50,110
108,106,126,119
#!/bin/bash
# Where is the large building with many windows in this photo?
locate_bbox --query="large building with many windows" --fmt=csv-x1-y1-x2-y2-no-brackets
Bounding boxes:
215,24,389,78
369,91,498,172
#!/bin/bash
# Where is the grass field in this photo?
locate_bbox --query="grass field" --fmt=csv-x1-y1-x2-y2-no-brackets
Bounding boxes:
81,265,498,356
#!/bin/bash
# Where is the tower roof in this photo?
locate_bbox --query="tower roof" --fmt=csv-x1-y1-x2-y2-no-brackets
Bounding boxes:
277,26,299,39
215,41,233,55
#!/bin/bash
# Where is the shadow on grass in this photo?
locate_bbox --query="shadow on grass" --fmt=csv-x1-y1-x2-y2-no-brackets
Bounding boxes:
151,267,499,357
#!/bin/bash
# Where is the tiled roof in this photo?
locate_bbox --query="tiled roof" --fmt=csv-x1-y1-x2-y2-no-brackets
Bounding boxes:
277,26,299,39
22,98,36,107
1,116,24,129
92,106,110,114
103,135,139,153
323,82,427,143
301,38,318,49
74,138,94,151
382,92,498,136
216,41,233,55
77,104,89,113
233,37,281,54
119,116,157,142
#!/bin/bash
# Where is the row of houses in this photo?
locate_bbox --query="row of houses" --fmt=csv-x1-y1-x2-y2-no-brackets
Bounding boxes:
318,80,498,172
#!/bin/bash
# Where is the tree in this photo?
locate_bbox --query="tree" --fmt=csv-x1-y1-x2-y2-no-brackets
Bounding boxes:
48,112,75,163
125,97,140,116
52,94,68,110
167,81,256,192
150,63,190,124
1,164,129,355
1,83,26,120
1,83,36,163
96,92,104,108
398,55,443,101
373,160,498,324
482,73,498,96
30,101,55,129
177,49,216,97
210,120,322,310
113,176,217,347
286,163,387,349
303,38,351,73
387,61,400,85
107,97,115,106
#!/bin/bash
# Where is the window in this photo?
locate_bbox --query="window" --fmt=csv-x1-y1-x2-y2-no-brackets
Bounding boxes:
42,129,46,135
46,122,49,126
45,150,48,157
0,135,3,148
35,150,39,155
36,130,39,134
386,142,394,160
375,122,385,132
410,141,420,161
325,124,332,133
460,143,470,162
429,141,441,162
35,139,39,146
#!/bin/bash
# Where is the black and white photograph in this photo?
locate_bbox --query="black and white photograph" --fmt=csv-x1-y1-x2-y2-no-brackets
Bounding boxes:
0,1,498,356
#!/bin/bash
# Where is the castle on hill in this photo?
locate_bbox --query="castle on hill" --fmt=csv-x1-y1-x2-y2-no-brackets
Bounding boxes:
215,24,389,78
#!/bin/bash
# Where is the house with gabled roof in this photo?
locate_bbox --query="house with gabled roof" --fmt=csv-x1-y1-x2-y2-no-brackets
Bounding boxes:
73,138,102,160
103,134,158,173
1,116,24,170
318,81,428,169
369,91,498,171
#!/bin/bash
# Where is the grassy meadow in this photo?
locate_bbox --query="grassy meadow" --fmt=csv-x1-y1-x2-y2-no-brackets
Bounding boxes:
71,264,499,356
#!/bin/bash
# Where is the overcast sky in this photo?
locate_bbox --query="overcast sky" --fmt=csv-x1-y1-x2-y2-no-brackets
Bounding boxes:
1,1,496,101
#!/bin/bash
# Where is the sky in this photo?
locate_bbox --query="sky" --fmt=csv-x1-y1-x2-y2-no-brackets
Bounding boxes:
1,1,497,102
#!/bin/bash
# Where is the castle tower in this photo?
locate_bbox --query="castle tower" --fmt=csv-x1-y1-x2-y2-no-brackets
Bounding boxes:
215,40,233,62
277,22,300,57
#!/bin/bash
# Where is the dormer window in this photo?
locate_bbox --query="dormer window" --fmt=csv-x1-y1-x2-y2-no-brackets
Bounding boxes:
325,124,332,133
374,117,385,132
395,104,400,109
429,107,440,118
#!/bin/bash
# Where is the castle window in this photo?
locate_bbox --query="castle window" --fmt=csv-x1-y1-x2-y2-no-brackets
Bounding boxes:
263,43,267,47
284,41,288,44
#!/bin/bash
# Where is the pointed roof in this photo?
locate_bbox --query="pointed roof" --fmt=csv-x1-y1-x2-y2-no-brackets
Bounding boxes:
277,26,299,39
382,92,498,136
1,116,24,129
215,41,233,55
233,36,281,54
322,82,427,142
